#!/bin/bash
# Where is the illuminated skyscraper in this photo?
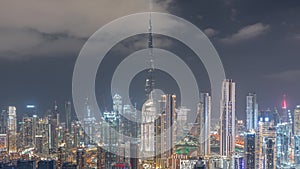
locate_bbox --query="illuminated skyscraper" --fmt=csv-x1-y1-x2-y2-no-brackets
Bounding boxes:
102,111,118,167
83,98,96,144
21,116,34,148
220,79,236,157
294,105,300,135
197,93,211,157
244,131,256,169
159,94,177,159
294,105,300,167
264,137,276,169
7,106,17,154
141,95,156,157
246,93,258,130
295,135,300,167
255,115,276,169
154,94,177,168
276,123,292,168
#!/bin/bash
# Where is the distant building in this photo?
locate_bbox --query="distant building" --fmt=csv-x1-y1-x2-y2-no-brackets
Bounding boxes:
294,105,300,167
7,106,17,154
197,93,211,157
246,93,258,130
65,101,72,132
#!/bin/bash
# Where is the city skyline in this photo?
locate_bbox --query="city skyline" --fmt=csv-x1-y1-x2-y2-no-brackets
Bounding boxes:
0,0,300,120
0,0,300,168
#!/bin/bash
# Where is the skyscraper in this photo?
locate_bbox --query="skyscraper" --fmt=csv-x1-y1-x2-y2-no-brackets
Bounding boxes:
153,94,177,168
244,131,256,169
159,94,177,162
65,101,72,132
255,115,276,169
246,93,258,131
220,79,236,157
0,110,7,134
7,106,17,154
141,95,156,157
83,98,96,144
276,123,292,168
294,105,300,167
197,93,211,157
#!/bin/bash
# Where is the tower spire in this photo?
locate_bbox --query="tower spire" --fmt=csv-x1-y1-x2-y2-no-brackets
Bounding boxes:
145,0,155,99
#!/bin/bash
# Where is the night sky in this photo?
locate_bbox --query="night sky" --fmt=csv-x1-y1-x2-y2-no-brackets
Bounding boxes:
0,0,300,121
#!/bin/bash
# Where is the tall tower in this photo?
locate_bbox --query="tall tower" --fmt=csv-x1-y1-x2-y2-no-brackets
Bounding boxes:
65,101,72,132
7,106,17,154
220,79,235,157
83,98,96,144
197,93,211,157
145,0,155,99
246,93,258,131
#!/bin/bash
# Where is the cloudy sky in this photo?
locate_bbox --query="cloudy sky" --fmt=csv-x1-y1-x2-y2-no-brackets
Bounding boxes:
0,0,300,120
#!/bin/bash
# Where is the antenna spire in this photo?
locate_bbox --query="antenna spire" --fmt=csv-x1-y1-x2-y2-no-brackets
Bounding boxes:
145,0,155,99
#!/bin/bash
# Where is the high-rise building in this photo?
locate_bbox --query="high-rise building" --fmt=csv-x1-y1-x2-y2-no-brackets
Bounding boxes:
0,110,7,134
48,102,60,153
294,105,300,135
246,93,258,131
83,98,96,144
255,115,276,169
244,131,256,169
197,93,211,157
101,111,118,167
161,94,177,167
294,135,300,167
294,105,300,167
21,116,34,148
0,134,7,152
65,101,72,132
7,106,17,154
264,137,276,169
276,122,292,168
220,79,236,157
141,94,157,157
